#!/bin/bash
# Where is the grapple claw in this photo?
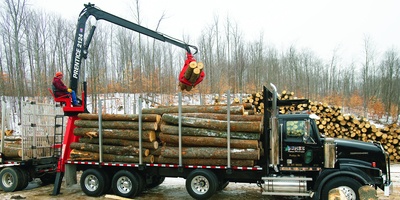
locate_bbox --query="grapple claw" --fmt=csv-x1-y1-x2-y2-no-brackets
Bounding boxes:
179,53,205,87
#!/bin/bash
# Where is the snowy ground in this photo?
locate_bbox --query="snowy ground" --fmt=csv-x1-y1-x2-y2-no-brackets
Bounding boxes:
0,163,399,200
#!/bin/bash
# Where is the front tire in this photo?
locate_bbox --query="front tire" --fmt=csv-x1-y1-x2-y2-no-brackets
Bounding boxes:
321,176,362,200
80,168,110,197
185,169,218,200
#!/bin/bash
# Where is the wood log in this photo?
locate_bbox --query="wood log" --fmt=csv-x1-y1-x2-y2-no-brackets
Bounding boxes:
179,113,262,121
79,138,159,150
142,105,244,115
70,142,149,156
160,124,260,140
70,149,154,163
159,133,259,149
157,156,254,166
161,146,259,160
2,148,21,158
74,120,158,131
162,114,262,133
77,113,161,123
74,128,156,142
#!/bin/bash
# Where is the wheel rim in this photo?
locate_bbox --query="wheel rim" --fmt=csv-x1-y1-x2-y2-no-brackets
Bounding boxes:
338,186,357,200
191,175,210,195
116,176,132,194
84,174,99,192
1,172,14,188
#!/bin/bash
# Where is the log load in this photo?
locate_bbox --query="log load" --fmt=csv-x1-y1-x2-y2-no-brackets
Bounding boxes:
77,113,161,122
73,128,156,142
160,124,260,140
142,105,244,115
70,149,154,163
161,114,262,133
74,120,158,131
161,146,259,160
70,142,149,156
79,138,159,150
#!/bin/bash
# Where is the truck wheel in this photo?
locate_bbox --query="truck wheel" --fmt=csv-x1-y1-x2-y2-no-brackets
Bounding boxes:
80,168,110,197
185,169,218,200
112,170,140,198
146,176,165,190
321,177,362,200
0,167,23,192
15,168,29,190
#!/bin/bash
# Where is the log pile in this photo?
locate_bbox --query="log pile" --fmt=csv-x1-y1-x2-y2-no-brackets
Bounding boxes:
70,113,161,163
0,130,23,159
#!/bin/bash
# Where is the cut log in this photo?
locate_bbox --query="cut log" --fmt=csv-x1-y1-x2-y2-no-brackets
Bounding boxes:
74,128,156,142
77,113,161,123
79,138,159,150
159,133,259,149
69,149,154,163
2,148,21,158
180,113,262,121
160,124,260,140
74,120,158,131
157,156,254,166
161,114,262,133
161,146,259,160
142,105,244,115
70,142,149,156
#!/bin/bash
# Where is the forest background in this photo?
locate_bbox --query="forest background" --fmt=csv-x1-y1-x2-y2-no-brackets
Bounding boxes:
0,0,399,123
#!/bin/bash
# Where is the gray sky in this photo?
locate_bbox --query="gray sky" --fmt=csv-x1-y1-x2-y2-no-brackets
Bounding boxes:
31,0,400,66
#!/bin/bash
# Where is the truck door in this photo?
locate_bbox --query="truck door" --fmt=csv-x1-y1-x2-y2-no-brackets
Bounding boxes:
280,119,323,170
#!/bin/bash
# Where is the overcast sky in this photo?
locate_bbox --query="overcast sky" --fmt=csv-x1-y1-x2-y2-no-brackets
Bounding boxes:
30,0,400,66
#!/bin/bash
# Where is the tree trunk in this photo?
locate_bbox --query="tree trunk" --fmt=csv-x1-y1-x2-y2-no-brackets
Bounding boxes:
157,156,254,166
161,114,262,133
179,113,262,121
74,120,158,131
161,146,259,160
160,124,260,140
69,149,154,163
74,128,156,142
2,148,21,158
79,138,159,150
77,113,161,122
70,142,149,156
159,133,259,149
142,105,244,115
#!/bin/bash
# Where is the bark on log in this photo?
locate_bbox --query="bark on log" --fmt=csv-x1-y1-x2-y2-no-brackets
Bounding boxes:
70,149,154,163
157,156,254,166
162,114,262,133
142,105,244,115
179,113,262,121
74,120,158,131
79,137,159,150
77,113,161,123
161,146,259,160
70,142,149,156
74,128,156,142
160,124,260,140
2,148,21,158
159,133,259,149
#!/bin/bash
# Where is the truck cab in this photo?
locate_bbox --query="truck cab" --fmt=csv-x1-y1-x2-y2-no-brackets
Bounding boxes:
263,83,392,199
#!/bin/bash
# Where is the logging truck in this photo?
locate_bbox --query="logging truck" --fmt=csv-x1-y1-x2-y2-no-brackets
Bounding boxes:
49,3,392,200
0,100,62,192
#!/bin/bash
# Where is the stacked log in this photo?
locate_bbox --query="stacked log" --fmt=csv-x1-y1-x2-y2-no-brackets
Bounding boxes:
0,130,23,159
146,104,262,166
69,113,161,163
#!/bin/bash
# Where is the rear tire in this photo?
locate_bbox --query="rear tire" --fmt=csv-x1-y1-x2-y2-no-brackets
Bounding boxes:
185,169,218,200
15,168,29,190
80,168,110,197
112,170,141,198
321,176,362,200
0,167,23,192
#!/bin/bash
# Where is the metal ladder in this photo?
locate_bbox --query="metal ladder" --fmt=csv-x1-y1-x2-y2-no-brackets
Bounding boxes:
52,115,65,158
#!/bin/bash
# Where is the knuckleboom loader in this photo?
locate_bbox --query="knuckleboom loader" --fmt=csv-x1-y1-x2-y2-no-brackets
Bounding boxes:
52,3,393,200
